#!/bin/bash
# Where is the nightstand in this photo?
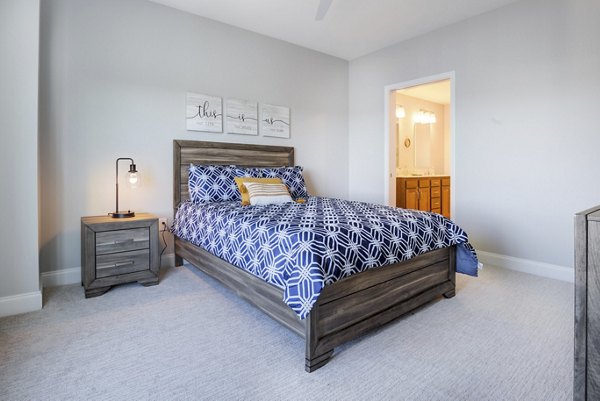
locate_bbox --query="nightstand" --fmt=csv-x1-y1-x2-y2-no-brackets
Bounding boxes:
81,213,159,298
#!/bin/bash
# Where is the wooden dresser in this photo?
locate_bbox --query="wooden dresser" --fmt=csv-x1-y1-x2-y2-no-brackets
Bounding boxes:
396,176,451,218
81,213,159,298
575,206,600,400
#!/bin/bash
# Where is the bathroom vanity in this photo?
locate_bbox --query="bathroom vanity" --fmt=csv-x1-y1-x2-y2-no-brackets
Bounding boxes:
396,176,450,218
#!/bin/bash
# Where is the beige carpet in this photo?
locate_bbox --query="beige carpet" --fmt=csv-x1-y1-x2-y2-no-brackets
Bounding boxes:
0,264,573,400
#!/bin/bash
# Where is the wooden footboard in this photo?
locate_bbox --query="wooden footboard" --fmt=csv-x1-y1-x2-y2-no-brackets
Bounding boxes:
305,246,455,371
176,236,456,372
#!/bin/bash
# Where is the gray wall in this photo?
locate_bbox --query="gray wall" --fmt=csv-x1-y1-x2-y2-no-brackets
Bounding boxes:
0,0,40,299
348,0,600,268
39,0,349,274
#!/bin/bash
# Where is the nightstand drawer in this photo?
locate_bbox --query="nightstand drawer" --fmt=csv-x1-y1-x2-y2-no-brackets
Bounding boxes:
431,198,441,209
96,228,149,255
96,249,149,278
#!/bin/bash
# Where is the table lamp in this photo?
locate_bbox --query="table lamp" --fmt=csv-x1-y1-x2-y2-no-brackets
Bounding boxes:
109,157,138,218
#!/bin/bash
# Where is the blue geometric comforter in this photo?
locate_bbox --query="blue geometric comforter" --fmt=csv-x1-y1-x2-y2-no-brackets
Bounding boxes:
172,197,478,319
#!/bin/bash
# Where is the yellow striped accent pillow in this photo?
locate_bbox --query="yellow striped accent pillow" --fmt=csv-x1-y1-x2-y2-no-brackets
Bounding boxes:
242,182,294,206
234,177,283,206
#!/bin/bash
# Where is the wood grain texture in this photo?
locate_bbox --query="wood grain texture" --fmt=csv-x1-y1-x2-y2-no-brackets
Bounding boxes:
447,245,457,295
81,213,158,228
96,228,149,255
81,223,96,287
441,183,451,218
587,220,600,398
312,281,454,358
173,140,457,372
81,215,160,298
396,176,451,218
96,249,149,278
574,206,600,401
575,211,589,401
305,295,333,372
318,261,449,336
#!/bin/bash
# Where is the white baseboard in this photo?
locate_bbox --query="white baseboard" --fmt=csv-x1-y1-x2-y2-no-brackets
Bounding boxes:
476,250,574,283
0,288,42,318
41,267,81,287
41,253,176,288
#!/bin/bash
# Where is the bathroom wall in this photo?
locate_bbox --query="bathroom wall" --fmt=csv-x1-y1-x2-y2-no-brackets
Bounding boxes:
443,104,451,174
395,93,446,175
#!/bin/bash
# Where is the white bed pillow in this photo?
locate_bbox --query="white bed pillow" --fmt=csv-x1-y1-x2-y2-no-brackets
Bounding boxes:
243,182,294,206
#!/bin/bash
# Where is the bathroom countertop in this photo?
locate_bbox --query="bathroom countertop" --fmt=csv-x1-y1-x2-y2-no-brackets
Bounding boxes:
396,174,450,178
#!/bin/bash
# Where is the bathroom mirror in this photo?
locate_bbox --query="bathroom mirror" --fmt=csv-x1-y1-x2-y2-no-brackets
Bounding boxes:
414,124,432,170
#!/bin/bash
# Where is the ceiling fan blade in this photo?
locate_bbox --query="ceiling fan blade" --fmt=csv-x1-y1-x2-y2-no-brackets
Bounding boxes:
315,0,333,21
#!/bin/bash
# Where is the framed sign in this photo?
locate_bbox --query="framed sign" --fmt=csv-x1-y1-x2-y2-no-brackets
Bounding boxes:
186,93,223,132
260,103,290,138
226,98,258,135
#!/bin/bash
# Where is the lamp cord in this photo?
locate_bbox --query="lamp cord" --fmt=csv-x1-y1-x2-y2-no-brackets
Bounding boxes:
159,226,168,268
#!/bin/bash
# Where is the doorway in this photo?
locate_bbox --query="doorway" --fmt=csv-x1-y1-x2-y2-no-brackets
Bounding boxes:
383,72,454,217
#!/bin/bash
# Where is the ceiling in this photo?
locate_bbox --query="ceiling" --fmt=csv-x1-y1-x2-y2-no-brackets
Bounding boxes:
398,80,451,105
148,0,520,60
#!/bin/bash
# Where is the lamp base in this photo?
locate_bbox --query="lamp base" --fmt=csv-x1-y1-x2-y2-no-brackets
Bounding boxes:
110,211,135,218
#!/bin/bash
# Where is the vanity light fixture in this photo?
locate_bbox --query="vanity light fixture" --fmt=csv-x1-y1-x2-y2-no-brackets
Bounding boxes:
414,109,436,124
414,111,423,124
109,157,139,218
427,111,437,124
396,105,406,119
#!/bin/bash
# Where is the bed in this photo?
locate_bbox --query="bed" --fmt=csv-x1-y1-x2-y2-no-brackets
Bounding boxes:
172,140,477,372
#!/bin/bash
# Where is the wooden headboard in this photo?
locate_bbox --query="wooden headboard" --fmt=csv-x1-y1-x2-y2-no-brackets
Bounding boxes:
173,140,295,209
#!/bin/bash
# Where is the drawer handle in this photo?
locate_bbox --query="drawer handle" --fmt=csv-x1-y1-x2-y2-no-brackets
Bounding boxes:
97,238,135,247
97,260,135,270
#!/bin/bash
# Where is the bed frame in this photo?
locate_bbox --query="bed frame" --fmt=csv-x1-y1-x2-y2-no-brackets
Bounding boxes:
173,140,456,372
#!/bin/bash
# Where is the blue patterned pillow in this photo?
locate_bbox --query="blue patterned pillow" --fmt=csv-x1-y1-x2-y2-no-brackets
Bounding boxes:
234,167,262,178
188,164,240,203
259,166,309,199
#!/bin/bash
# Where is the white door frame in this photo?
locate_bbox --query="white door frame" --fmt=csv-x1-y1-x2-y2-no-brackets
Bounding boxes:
383,71,456,217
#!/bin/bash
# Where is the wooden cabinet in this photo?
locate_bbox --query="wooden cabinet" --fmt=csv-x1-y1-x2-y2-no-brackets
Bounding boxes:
575,206,600,401
429,178,441,214
403,179,419,210
418,180,431,212
81,213,159,298
441,177,451,217
396,176,451,218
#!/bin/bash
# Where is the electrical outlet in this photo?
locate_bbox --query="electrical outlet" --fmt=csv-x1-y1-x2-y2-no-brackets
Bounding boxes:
159,217,168,231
